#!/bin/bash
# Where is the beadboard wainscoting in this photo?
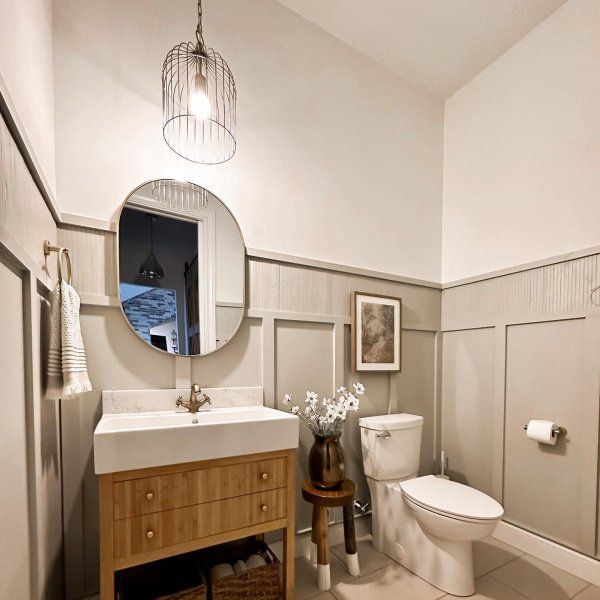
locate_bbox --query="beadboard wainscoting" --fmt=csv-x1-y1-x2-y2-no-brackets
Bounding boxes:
57,222,442,598
442,254,600,560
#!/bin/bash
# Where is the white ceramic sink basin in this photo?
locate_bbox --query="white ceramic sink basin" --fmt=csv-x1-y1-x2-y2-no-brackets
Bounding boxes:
94,405,299,474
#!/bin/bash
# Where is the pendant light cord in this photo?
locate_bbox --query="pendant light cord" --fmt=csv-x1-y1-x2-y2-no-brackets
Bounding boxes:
196,0,205,51
149,216,155,254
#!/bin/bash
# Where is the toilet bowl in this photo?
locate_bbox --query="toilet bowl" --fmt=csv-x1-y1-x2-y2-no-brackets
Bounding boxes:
360,414,503,597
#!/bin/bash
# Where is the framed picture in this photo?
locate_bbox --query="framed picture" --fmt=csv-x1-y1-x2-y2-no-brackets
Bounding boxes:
351,292,402,372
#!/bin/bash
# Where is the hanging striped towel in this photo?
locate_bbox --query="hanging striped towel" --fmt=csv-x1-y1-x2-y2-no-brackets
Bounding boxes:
47,280,92,399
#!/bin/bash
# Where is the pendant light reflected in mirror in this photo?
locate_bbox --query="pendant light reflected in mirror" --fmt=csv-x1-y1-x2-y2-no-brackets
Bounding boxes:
162,0,237,164
152,179,208,212
138,215,164,281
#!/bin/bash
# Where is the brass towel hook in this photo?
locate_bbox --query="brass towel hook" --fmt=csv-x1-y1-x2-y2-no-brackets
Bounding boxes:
591,284,600,306
43,240,72,284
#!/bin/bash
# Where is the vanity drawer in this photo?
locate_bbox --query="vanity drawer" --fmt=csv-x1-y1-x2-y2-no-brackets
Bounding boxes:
114,487,286,560
113,457,287,519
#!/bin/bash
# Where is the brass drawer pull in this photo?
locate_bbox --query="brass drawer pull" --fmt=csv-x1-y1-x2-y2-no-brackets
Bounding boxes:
145,492,154,501
146,530,154,539
261,505,268,512
261,473,268,480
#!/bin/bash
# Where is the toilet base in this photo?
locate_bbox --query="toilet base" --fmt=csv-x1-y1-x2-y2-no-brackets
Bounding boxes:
395,529,475,596
368,477,476,597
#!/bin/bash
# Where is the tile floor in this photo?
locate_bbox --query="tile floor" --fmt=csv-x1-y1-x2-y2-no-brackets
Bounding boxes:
295,535,600,600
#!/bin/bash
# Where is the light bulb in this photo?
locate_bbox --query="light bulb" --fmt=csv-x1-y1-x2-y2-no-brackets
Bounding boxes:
189,72,211,119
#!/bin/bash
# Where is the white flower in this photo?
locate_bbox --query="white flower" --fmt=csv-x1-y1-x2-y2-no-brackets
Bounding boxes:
336,404,347,418
347,395,359,411
291,406,299,415
336,386,347,394
283,393,292,404
353,382,365,395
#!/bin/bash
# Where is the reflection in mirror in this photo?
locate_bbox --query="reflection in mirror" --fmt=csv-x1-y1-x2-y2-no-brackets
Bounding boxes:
118,180,245,356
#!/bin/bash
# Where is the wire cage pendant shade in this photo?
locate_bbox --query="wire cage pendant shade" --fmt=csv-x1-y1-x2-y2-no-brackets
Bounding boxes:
162,0,236,164
152,179,208,212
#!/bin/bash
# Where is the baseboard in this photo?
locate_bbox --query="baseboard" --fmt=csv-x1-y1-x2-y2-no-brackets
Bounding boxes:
493,521,600,586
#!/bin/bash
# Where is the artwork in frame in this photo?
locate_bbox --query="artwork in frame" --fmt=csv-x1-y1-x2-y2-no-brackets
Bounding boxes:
351,292,402,372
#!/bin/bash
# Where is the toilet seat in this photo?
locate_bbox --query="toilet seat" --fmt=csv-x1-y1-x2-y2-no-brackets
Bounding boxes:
400,475,503,523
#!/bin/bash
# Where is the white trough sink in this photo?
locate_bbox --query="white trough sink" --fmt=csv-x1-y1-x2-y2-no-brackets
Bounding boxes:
94,405,299,474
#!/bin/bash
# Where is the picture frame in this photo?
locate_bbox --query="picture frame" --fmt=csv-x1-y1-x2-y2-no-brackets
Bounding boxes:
351,291,402,372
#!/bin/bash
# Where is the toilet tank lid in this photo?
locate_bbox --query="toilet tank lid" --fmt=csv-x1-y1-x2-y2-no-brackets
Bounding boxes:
359,413,423,431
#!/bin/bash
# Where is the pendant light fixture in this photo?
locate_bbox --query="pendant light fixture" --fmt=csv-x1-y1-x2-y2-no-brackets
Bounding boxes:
162,0,236,164
152,179,208,212
138,215,164,280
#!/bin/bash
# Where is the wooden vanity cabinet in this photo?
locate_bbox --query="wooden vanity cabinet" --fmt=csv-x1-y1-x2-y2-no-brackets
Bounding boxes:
99,449,296,599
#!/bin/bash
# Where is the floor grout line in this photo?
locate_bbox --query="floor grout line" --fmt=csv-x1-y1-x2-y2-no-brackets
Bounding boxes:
297,538,597,600
577,583,591,596
477,552,524,578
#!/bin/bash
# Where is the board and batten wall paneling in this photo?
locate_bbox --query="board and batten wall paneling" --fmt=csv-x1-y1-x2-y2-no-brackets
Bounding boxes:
441,328,496,498
275,320,335,531
57,224,441,330
32,290,63,600
56,222,442,596
191,317,263,387
62,305,177,595
0,109,63,599
396,329,438,476
0,253,63,600
504,318,600,556
442,254,600,331
0,255,31,600
441,252,600,559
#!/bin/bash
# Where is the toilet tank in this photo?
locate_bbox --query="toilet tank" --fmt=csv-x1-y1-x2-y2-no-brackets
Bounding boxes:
359,413,423,480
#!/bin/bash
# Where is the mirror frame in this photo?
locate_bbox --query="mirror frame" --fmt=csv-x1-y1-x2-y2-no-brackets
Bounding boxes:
116,179,247,357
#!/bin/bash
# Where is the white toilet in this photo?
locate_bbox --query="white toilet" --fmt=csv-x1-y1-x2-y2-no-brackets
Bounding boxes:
359,413,503,597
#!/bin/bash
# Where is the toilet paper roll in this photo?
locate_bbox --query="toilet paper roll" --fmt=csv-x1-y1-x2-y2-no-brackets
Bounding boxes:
245,554,267,569
526,420,557,445
233,560,247,574
210,563,235,582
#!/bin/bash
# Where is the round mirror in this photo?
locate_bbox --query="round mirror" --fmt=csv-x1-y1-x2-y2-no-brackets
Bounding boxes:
117,180,245,356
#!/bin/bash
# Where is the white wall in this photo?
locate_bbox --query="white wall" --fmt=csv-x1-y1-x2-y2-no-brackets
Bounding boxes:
53,0,444,282
442,0,600,283
0,0,56,193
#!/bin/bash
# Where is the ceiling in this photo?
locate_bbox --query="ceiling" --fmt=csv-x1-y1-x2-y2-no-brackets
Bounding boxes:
275,0,566,99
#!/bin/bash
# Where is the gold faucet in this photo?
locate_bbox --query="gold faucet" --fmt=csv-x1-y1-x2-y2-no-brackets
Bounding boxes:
176,384,211,413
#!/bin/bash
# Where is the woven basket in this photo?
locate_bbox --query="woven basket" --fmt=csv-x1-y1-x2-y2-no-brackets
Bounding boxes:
204,540,281,600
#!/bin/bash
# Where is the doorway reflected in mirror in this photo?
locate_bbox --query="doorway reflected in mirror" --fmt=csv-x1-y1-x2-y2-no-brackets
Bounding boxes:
117,180,245,356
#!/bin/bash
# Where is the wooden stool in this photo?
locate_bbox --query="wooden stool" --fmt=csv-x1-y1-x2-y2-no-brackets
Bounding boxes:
301,479,360,591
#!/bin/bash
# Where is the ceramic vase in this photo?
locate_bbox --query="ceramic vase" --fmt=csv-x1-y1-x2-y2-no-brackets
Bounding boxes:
308,434,345,489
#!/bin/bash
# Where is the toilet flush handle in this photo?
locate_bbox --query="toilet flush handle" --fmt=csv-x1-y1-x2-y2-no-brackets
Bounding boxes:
376,431,391,439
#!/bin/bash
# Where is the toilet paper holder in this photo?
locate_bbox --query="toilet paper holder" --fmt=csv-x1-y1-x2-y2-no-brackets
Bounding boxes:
523,423,567,437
